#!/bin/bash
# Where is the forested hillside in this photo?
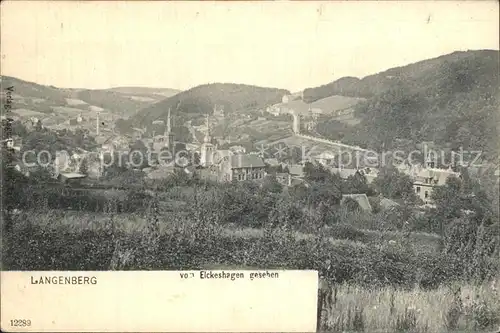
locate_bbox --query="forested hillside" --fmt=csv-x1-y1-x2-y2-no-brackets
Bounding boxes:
313,50,499,156
130,83,290,127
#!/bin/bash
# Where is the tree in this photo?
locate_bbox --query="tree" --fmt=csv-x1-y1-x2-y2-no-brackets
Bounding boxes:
1,144,29,231
108,169,146,187
304,162,333,183
11,120,28,137
431,176,464,221
372,167,417,202
307,181,342,209
262,175,283,194
21,131,73,165
79,157,89,175
342,172,371,195
267,194,303,229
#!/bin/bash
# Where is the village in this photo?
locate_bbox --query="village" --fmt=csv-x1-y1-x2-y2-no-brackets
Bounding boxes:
3,90,491,214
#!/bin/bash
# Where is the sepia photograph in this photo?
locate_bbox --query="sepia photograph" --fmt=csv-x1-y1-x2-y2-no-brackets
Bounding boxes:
1,1,499,332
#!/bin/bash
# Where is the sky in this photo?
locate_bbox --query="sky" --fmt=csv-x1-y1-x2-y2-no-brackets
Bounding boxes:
1,1,498,92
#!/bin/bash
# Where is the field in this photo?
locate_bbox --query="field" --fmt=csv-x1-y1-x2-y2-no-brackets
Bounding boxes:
321,280,500,333
3,208,499,332
12,108,47,118
3,174,499,333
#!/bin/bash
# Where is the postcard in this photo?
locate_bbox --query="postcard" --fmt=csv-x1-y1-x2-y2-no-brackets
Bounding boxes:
1,1,499,332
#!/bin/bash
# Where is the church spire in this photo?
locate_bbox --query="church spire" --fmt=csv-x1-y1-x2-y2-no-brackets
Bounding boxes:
165,108,171,136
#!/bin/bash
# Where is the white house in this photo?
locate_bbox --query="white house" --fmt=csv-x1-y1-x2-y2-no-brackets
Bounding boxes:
413,166,460,204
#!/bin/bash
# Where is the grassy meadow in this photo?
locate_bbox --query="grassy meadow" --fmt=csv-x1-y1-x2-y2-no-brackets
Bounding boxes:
2,174,499,333
3,207,499,332
321,280,500,333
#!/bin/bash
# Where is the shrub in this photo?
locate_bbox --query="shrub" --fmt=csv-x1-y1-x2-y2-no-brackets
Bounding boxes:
323,224,369,242
395,306,417,332
464,298,500,330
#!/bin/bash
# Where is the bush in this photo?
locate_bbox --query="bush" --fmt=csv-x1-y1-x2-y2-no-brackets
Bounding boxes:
323,224,369,242
2,214,474,290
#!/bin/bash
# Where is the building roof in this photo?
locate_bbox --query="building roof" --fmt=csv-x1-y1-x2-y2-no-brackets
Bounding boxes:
308,107,323,114
290,177,305,186
275,172,290,178
59,172,87,179
227,154,266,169
229,145,246,153
315,152,336,159
379,197,400,210
273,100,310,115
341,193,372,212
264,158,280,166
415,167,460,186
185,143,200,151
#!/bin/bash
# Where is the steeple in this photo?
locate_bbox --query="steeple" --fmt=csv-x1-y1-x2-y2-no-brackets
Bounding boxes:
200,113,214,167
165,108,171,136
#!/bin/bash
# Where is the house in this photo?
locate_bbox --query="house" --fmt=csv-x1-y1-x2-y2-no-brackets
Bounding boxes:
266,105,282,116
287,164,305,178
341,194,372,212
314,152,336,167
58,172,87,186
215,154,267,182
413,166,460,204
329,166,379,184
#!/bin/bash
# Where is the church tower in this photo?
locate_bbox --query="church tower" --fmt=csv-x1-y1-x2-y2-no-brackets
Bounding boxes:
200,114,214,167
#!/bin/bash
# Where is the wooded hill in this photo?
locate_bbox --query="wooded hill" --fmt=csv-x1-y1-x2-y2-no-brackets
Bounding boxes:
130,83,290,128
311,50,499,157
